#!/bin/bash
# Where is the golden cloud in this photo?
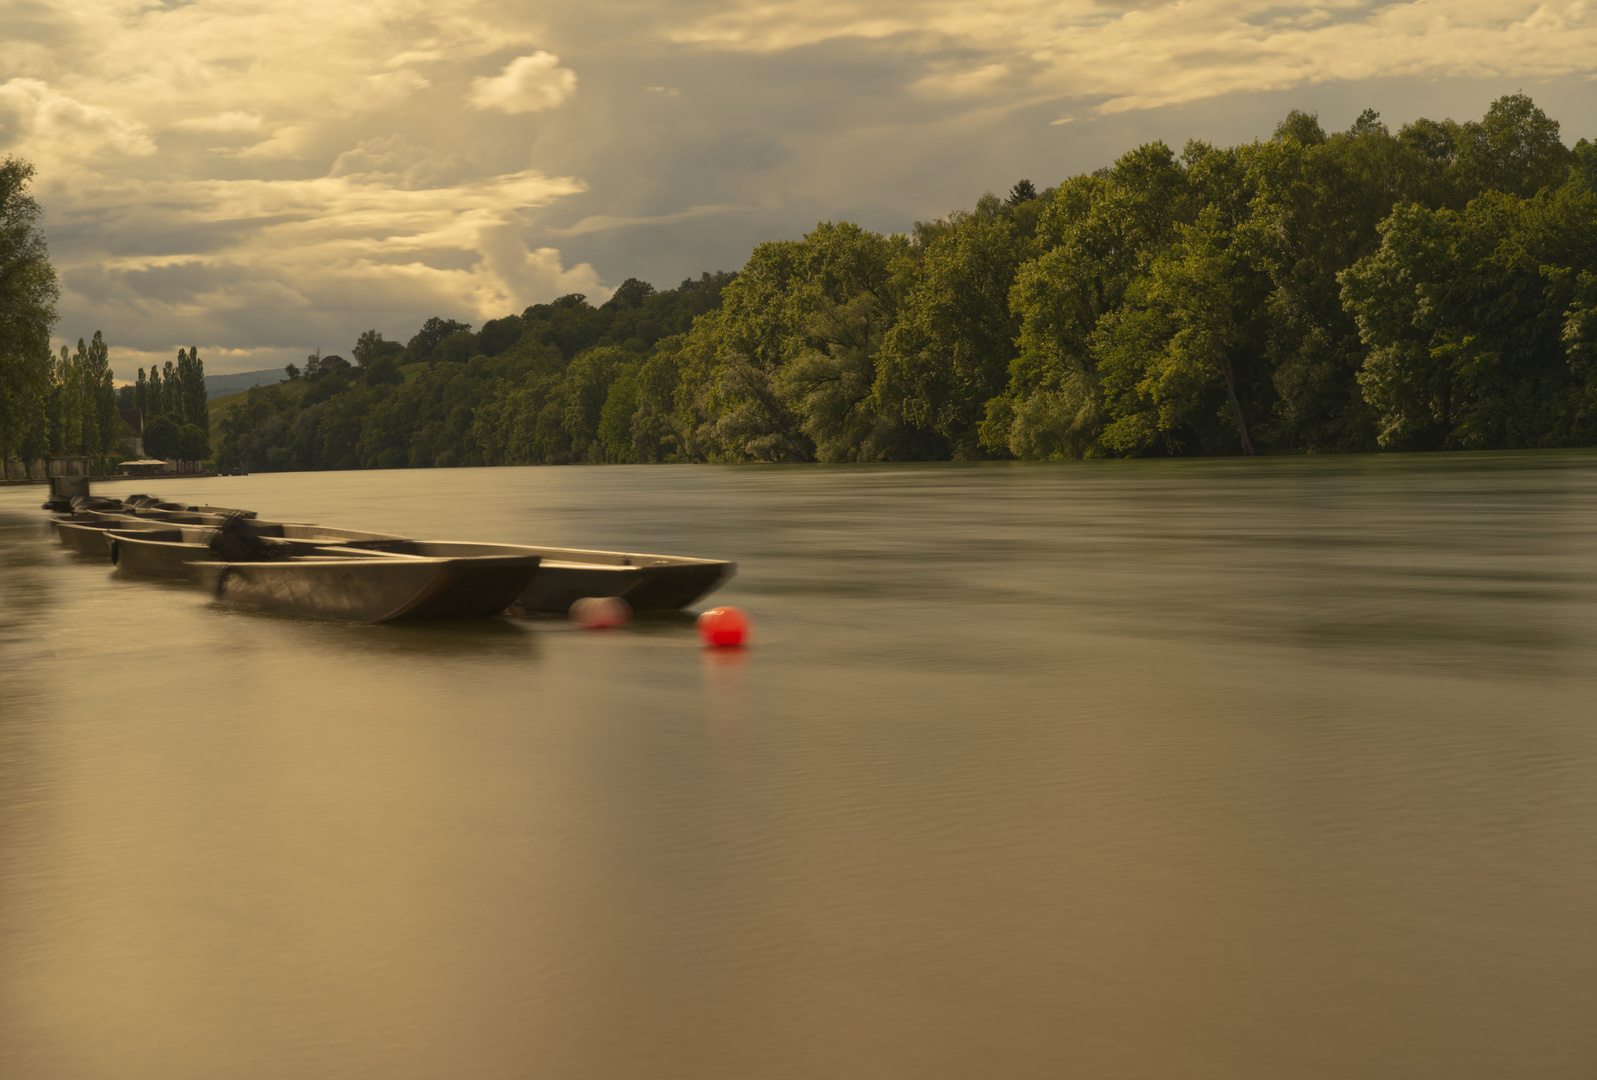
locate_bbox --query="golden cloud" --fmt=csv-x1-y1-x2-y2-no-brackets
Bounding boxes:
666,0,1597,113
468,52,578,114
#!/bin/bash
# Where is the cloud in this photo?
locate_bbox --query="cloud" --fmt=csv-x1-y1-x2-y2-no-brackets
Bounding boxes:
3,3,604,372
468,52,578,114
546,204,744,237
58,166,603,375
338,69,433,114
665,0,1597,113
232,125,317,161
172,111,266,134
0,78,154,159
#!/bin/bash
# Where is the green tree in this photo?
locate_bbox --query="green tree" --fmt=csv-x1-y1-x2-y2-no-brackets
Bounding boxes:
998,142,1191,457
362,355,404,387
777,292,907,461
693,222,905,461
1341,187,1597,449
598,366,641,462
143,414,181,460
49,343,82,455
161,359,177,415
1006,179,1038,205
1453,93,1574,199
0,157,58,471
1096,206,1269,455
433,330,479,365
177,422,210,463
175,346,206,425
353,329,404,367
876,194,1029,456
1242,112,1417,452
83,332,118,464
406,317,472,362
1571,138,1597,193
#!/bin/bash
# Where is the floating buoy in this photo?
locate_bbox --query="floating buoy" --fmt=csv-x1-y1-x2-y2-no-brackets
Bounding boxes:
570,596,632,628
697,606,750,647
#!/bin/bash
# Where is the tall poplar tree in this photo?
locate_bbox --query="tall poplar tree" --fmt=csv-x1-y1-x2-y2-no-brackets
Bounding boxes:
51,344,83,455
177,346,207,425
162,359,177,416
0,156,58,471
83,331,118,462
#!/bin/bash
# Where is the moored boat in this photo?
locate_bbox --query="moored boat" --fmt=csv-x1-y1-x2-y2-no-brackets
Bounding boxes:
349,540,734,613
106,528,266,577
107,528,540,621
84,509,408,546
48,482,732,618
51,515,182,556
191,554,541,622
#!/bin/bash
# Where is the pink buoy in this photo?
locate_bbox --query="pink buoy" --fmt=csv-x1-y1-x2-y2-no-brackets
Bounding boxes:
569,596,632,628
697,606,750,647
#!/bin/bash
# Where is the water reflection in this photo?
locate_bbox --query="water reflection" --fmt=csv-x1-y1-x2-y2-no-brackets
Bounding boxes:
0,513,55,621
217,608,546,659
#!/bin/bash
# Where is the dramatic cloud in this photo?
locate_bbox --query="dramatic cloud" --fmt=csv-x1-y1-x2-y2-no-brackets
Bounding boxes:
665,0,1597,112
2,0,1595,377
469,53,579,114
0,78,155,160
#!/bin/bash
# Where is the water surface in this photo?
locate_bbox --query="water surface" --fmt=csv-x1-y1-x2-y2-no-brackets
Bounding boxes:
2,456,1594,1078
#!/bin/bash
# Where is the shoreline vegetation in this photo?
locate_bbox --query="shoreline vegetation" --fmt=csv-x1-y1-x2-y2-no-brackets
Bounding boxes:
8,94,1597,475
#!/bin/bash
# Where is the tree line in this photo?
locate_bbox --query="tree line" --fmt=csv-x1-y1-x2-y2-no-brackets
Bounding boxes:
1,153,211,472
133,347,211,463
9,95,1597,478
214,94,1597,470
0,159,133,473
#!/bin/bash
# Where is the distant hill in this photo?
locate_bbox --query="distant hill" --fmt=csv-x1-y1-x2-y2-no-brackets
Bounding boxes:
205,368,283,399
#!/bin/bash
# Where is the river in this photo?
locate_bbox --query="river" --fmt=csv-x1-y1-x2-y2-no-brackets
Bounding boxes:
2,455,1594,1078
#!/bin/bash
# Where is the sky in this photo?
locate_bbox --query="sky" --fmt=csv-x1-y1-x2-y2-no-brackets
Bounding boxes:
4,1,1597,380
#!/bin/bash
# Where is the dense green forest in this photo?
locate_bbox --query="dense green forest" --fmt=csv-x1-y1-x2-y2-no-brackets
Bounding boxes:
217,94,1597,470
9,95,1597,474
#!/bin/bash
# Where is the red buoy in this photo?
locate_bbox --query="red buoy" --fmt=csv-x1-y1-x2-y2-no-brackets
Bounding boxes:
569,596,632,628
697,606,750,647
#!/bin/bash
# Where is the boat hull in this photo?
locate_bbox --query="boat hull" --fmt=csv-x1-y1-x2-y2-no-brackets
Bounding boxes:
192,557,539,622
108,531,225,577
356,540,734,613
53,517,194,557
96,518,730,616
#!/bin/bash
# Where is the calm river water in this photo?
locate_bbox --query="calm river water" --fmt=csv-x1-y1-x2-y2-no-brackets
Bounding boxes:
2,456,1595,1079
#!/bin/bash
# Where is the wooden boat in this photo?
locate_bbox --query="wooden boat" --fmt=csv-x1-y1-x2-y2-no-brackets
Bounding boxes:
108,531,733,613
347,540,734,614
106,528,277,577
107,530,539,621
116,496,256,517
84,509,408,547
85,507,235,527
60,470,733,617
50,514,182,556
191,554,541,622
